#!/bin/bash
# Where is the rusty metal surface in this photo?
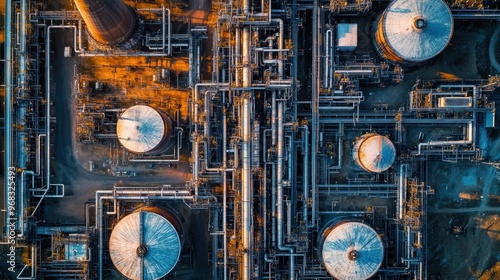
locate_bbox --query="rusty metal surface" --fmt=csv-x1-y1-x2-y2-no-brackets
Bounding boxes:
75,0,136,46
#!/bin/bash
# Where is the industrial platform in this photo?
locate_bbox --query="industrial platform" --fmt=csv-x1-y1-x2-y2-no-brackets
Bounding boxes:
1,0,500,279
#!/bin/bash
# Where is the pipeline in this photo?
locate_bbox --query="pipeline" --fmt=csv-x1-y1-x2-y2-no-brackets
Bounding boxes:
241,96,252,280
276,101,295,279
324,29,333,89
301,125,309,225
4,0,12,237
416,121,474,155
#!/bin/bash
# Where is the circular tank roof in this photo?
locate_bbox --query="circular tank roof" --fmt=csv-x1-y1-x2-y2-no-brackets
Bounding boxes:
381,0,453,62
109,211,181,280
354,134,395,173
116,105,165,153
322,222,384,280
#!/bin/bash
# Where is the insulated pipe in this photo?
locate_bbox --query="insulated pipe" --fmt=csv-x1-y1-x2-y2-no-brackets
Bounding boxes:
310,0,320,228
272,91,277,145
17,0,28,173
398,164,408,220
235,28,241,86
266,36,274,59
241,96,252,280
4,0,12,237
277,101,295,279
324,29,332,89
222,92,228,280
146,6,170,53
242,26,251,87
301,125,309,225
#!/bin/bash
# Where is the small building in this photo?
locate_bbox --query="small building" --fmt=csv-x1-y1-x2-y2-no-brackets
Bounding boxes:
337,24,357,52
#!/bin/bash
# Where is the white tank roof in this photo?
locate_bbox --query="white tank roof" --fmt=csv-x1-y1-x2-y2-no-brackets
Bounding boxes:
116,105,165,154
322,222,384,280
353,134,395,173
109,211,181,280
381,0,453,62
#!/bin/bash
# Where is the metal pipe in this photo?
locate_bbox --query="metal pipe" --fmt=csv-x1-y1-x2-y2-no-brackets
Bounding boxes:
277,101,295,279
301,125,309,225
235,28,241,86
36,134,45,175
416,121,473,155
272,91,277,145
398,164,408,220
163,6,165,51
16,245,36,279
242,27,251,87
19,170,34,238
4,0,12,237
241,96,252,280
222,92,228,280
324,29,332,89
310,0,320,229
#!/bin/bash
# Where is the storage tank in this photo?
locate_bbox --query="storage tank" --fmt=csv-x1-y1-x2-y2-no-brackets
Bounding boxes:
109,207,183,280
74,0,136,46
320,221,384,280
374,0,453,65
116,105,174,155
353,133,395,173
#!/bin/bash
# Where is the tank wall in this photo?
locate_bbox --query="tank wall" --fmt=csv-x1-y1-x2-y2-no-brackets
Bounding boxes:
374,14,405,63
74,0,136,46
146,108,174,156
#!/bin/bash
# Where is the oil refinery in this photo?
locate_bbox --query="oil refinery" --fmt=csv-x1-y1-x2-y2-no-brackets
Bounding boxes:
2,0,500,279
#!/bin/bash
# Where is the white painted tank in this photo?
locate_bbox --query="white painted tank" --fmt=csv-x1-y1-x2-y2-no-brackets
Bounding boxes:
320,221,384,280
353,133,395,173
375,0,453,64
116,105,173,155
109,208,182,280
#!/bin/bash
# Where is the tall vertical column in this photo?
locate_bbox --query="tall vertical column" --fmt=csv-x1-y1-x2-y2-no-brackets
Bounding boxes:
241,95,251,280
